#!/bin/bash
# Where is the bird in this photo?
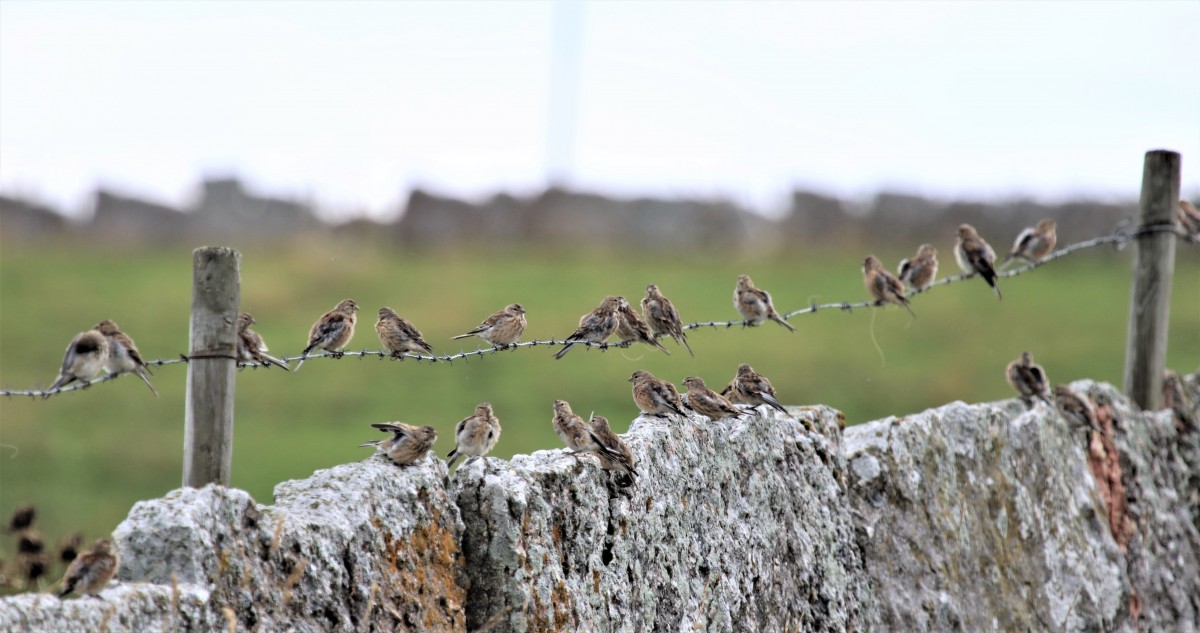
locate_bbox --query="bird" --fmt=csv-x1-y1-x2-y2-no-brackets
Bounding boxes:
552,400,611,457
94,320,158,396
1162,370,1196,427
1006,351,1051,408
898,244,939,292
236,312,290,371
1178,200,1200,238
376,307,434,357
722,363,790,417
57,532,84,565
296,299,359,370
733,274,795,332
362,422,438,466
7,504,36,533
1002,218,1057,266
1053,385,1098,431
954,224,1002,300
16,532,47,591
451,303,527,347
641,284,693,357
47,327,110,394
554,295,622,360
589,414,638,487
681,376,742,421
56,538,119,599
446,402,501,470
615,297,671,356
863,255,916,317
629,370,688,418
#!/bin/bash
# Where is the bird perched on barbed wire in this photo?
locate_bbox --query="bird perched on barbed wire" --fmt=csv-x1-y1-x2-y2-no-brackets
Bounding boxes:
955,224,1002,300
641,284,693,357
589,414,637,487
615,297,671,356
898,244,939,292
451,303,527,348
446,402,501,470
629,370,688,419
1002,218,1057,267
56,538,119,599
376,307,434,357
552,399,610,458
555,295,622,360
1053,385,1098,431
1178,200,1200,239
863,255,916,317
236,312,290,370
734,274,795,332
1006,351,1051,408
296,299,359,370
94,320,157,396
47,327,110,395
722,363,791,417
361,422,437,466
682,376,742,421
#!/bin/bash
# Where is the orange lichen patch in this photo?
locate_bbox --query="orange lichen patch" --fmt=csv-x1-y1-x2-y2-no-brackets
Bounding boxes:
592,569,600,594
551,579,572,629
1085,401,1135,553
378,521,468,630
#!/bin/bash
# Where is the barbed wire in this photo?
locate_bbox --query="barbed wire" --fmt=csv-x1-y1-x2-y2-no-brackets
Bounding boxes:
2,222,1189,399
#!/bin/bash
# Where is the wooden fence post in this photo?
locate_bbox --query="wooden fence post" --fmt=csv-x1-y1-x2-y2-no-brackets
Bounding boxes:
1123,150,1179,410
184,247,241,487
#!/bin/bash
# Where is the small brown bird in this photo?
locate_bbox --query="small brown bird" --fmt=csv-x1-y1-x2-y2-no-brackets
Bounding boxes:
898,244,939,292
446,402,501,470
7,504,36,533
1162,369,1196,427
615,297,671,356
362,422,438,466
863,255,915,317
56,538,119,599
1003,218,1057,266
376,307,434,357
552,400,609,456
296,299,359,370
1178,200,1200,238
16,532,47,591
555,295,622,360
629,370,688,418
94,320,158,396
236,312,290,371
1006,351,1051,408
734,274,795,332
47,328,110,393
589,414,638,487
682,376,742,421
1053,385,1097,431
57,532,84,565
722,363,790,417
451,303,527,347
641,284,693,357
954,224,1002,300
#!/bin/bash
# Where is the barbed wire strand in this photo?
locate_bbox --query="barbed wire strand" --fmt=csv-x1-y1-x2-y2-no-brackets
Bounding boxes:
2,222,1189,399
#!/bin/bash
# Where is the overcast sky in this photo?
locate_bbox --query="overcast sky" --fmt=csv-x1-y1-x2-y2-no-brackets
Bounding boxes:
2,1,1197,220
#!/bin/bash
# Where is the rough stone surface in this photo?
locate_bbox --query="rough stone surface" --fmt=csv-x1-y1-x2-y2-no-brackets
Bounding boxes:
454,405,875,633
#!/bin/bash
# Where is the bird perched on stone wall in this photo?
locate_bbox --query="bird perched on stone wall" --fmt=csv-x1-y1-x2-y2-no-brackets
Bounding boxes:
1002,219,1057,266
629,370,688,419
589,414,638,487
552,400,610,457
733,274,795,332
237,312,290,370
863,255,915,317
94,320,157,396
362,422,437,466
1052,385,1097,431
16,531,47,591
682,376,742,421
954,224,1002,300
56,538,119,599
47,327,110,394
296,299,359,370
451,303,527,348
898,244,939,292
376,307,434,357
1006,351,1051,408
641,284,693,357
615,297,671,356
555,295,622,360
722,363,790,417
446,402,501,470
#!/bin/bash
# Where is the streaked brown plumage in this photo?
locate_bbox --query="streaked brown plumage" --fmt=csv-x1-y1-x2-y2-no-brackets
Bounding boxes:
722,363,790,417
47,328,110,394
446,402,501,470
376,307,434,357
954,224,1002,300
362,422,438,466
629,370,687,418
236,312,290,370
641,284,693,357
296,299,359,370
734,274,795,332
452,303,527,347
590,414,637,486
898,244,939,292
863,255,915,317
1003,218,1057,265
1053,385,1097,431
57,538,119,598
552,400,608,455
94,320,157,396
555,295,622,360
615,297,670,356
682,376,742,421
1006,351,1050,408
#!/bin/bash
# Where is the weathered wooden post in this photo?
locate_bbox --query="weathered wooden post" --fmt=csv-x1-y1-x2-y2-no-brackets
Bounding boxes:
1123,150,1179,410
184,247,241,487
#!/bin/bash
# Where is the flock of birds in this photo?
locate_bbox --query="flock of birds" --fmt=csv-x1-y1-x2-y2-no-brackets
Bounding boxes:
1,505,116,600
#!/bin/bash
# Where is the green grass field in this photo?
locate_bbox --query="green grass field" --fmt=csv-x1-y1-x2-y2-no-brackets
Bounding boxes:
1,235,1197,580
